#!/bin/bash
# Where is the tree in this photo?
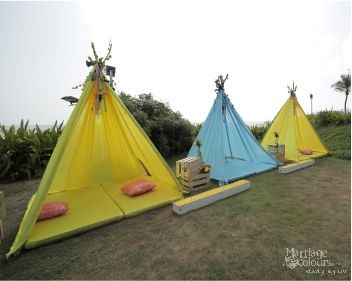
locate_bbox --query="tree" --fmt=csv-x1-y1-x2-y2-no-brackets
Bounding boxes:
118,92,195,158
331,71,351,114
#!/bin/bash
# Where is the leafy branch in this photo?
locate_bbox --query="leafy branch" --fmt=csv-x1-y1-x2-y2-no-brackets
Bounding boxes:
102,41,112,65
287,81,297,96
274,132,279,146
195,138,202,158
86,41,113,72
215,74,229,92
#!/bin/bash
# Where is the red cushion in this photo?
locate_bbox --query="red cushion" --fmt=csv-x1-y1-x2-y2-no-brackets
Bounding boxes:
300,149,313,155
37,202,69,221
122,179,155,197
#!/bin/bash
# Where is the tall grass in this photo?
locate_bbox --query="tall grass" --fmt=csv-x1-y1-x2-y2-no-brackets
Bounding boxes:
0,120,63,181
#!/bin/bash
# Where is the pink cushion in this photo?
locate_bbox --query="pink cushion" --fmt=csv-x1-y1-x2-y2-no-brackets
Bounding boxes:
122,179,155,197
300,149,313,155
37,202,69,221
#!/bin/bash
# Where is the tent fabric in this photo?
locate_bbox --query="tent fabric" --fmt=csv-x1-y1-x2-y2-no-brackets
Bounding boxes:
7,69,182,258
261,95,328,162
103,176,182,217
25,185,124,249
188,90,278,185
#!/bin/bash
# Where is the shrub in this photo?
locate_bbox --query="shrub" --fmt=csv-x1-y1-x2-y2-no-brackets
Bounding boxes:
0,120,63,181
193,123,202,137
308,110,351,127
119,92,195,158
249,122,271,142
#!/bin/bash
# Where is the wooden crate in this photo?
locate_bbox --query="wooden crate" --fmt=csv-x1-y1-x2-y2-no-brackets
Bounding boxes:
182,173,210,193
268,144,285,164
176,157,204,178
176,157,210,193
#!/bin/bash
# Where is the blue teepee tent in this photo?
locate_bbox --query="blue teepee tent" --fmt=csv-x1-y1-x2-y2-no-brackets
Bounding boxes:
188,75,278,185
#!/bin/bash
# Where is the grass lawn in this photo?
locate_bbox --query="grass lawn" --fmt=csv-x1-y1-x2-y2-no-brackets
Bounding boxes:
0,156,350,280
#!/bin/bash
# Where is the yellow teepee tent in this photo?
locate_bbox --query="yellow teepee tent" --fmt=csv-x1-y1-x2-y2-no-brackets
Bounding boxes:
7,44,182,258
261,84,328,162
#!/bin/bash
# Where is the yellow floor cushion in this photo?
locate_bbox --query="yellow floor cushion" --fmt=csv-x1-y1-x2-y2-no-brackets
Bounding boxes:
298,151,327,161
25,185,124,249
103,176,183,217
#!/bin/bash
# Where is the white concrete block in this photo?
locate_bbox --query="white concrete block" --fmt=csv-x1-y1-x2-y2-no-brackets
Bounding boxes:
279,159,315,174
173,180,250,215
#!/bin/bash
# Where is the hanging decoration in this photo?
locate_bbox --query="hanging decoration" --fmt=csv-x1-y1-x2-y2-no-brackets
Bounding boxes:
85,42,113,114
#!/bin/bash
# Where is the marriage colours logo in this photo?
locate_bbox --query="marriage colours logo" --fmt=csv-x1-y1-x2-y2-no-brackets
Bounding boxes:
283,248,348,277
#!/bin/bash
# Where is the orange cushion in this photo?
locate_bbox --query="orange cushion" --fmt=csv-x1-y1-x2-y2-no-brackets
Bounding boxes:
121,179,155,197
300,149,313,155
37,202,69,221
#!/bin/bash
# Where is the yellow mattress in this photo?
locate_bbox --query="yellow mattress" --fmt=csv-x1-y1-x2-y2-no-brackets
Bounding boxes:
297,151,328,161
103,176,183,217
25,185,124,249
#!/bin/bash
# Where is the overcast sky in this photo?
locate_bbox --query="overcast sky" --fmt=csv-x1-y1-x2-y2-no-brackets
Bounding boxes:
0,0,350,125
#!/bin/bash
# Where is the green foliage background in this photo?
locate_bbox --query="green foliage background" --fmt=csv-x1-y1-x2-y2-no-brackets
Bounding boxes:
248,122,271,142
1,95,350,182
0,120,63,181
308,109,351,127
118,92,195,158
0,93,196,182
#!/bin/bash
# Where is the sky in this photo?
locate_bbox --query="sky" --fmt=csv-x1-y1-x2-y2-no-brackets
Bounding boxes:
0,0,350,125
